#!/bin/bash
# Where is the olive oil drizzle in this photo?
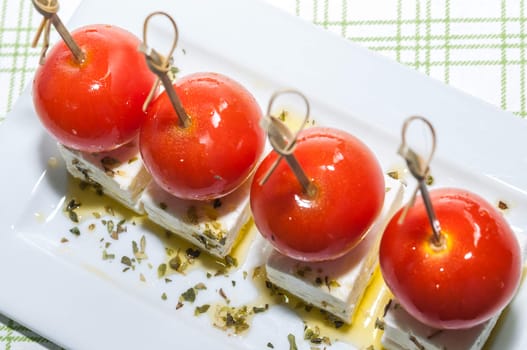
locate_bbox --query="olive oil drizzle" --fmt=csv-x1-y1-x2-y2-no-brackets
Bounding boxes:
64,175,395,348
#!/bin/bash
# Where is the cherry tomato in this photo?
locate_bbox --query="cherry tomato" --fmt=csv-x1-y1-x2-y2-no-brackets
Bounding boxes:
33,24,156,152
379,188,522,329
140,72,265,200
250,126,385,261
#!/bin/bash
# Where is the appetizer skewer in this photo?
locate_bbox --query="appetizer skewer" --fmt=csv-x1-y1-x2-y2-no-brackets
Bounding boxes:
252,91,400,323
136,13,264,257
379,116,524,349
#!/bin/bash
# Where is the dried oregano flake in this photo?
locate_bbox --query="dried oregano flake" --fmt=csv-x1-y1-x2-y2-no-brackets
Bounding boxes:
219,288,230,304
252,305,269,314
157,263,167,278
278,110,288,121
65,199,81,223
180,288,196,303
169,255,182,271
287,334,298,350
213,305,250,334
304,325,331,345
186,247,201,259
224,255,238,268
101,156,120,167
425,174,434,186
194,304,210,315
498,200,509,210
132,235,148,261
102,250,115,260
121,256,132,267
387,170,399,180
194,283,207,291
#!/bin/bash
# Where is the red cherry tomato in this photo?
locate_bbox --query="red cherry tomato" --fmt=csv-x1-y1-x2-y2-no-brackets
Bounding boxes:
140,72,265,200
33,24,156,152
379,188,522,329
250,127,385,261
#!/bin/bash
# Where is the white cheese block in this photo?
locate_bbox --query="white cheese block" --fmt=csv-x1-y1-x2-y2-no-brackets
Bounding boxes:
58,141,151,214
265,175,405,323
381,231,527,350
141,179,252,258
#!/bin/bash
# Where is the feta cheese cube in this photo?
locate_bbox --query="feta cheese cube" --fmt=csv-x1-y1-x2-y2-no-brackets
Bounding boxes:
141,179,252,258
58,141,151,214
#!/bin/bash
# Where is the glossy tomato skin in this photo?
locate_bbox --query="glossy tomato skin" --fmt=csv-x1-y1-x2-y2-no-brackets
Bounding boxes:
250,127,385,262
379,188,522,329
33,25,156,152
140,72,265,200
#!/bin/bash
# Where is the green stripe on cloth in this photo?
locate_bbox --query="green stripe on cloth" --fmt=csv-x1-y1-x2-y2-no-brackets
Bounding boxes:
521,0,526,115
0,315,62,350
501,0,508,110
0,0,39,121
296,0,527,117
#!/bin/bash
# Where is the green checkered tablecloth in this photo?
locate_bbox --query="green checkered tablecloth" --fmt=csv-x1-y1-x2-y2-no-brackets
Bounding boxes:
1,0,526,349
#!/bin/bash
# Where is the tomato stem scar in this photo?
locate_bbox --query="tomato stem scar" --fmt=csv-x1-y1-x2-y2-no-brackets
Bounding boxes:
259,90,317,198
398,115,444,247
31,0,85,65
140,12,190,128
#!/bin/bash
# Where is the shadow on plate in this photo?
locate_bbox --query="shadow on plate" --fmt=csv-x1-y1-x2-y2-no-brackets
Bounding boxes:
37,132,68,195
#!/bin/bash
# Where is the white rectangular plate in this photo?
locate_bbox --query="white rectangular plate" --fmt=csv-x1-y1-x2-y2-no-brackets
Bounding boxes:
1,0,527,349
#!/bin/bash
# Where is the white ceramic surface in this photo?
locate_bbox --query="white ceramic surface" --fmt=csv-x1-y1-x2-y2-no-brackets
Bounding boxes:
1,0,527,349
